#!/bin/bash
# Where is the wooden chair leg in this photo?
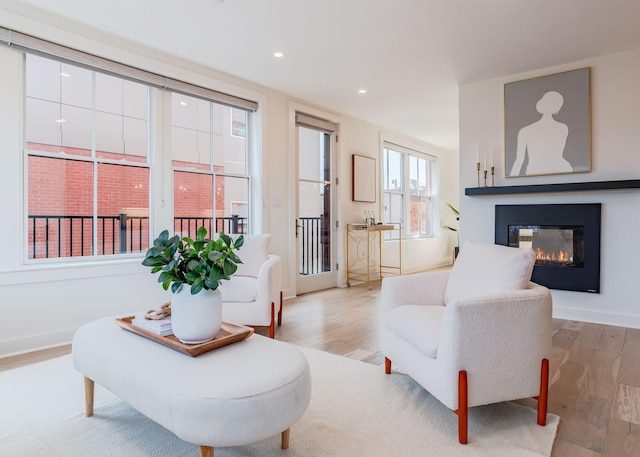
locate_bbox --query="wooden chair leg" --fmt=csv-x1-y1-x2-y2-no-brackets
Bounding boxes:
384,357,391,374
537,358,549,426
269,302,275,339
84,376,95,417
277,291,283,326
454,370,468,444
200,445,213,457
281,427,290,449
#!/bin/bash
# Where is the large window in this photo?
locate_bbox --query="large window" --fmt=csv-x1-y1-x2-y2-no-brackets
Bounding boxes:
383,143,435,239
172,94,250,239
24,50,257,262
26,54,151,259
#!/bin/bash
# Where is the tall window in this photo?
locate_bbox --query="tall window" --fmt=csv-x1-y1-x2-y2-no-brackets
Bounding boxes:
383,143,435,239
25,54,151,259
172,94,250,238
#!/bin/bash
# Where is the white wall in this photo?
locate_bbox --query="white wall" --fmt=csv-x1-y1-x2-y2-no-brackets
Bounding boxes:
459,48,640,329
0,10,457,357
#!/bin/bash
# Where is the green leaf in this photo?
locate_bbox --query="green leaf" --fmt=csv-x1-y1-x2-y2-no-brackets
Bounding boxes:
445,203,459,216
158,271,174,282
190,278,204,294
441,225,458,232
220,232,232,247
208,251,223,262
227,251,243,264
196,226,208,241
141,256,165,267
171,282,183,294
209,264,225,278
223,258,238,276
233,235,244,249
204,276,219,290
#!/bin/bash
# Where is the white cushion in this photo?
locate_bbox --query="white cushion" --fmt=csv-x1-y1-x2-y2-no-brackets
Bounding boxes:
233,234,271,278
444,241,535,304
386,305,445,358
218,276,258,303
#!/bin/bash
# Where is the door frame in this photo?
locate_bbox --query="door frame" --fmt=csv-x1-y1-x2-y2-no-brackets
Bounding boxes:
286,103,341,298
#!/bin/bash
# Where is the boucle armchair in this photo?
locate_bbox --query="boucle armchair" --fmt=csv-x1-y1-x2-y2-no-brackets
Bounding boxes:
380,241,552,444
219,234,282,338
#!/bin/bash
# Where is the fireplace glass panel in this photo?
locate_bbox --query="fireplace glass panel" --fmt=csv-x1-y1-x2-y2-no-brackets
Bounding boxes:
507,225,584,268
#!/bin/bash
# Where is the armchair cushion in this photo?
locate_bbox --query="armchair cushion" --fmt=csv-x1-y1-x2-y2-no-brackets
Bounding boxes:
444,241,535,304
234,234,271,278
386,305,445,358
219,276,258,303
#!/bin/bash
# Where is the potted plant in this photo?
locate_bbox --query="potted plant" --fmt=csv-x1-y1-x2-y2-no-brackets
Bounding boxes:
142,227,243,344
441,203,460,260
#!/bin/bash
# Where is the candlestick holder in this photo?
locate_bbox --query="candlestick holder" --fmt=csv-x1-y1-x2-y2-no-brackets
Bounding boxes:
491,166,495,187
483,169,488,188
476,162,480,187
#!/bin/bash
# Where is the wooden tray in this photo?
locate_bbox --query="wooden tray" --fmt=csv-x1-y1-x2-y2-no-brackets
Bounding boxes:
115,316,254,357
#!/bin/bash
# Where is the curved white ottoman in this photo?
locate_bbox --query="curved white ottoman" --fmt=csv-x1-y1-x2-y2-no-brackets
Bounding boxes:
72,316,311,456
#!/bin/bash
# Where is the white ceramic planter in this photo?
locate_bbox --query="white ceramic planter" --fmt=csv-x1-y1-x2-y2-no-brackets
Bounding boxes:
170,287,222,344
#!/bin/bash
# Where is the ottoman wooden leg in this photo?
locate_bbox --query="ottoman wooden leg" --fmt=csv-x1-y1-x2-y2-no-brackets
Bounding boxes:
200,445,214,457
281,427,290,449
84,377,95,417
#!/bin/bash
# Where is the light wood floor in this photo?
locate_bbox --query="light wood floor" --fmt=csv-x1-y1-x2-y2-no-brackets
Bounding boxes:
2,280,640,456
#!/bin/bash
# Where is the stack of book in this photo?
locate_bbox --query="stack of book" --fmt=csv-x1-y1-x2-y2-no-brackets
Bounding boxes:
131,313,173,336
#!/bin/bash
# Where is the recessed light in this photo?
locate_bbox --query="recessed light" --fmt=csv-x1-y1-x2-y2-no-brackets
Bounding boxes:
60,72,70,77
55,119,66,123
180,101,188,106
358,89,367,94
273,52,284,58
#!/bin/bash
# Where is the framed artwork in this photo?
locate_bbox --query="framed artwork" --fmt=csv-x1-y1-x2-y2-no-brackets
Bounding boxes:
504,68,591,178
352,154,376,202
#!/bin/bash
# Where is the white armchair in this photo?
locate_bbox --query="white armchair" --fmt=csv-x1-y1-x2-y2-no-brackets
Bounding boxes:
219,234,282,338
380,241,552,444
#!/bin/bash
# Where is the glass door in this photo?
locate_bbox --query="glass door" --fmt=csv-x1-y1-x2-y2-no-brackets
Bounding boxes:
296,124,336,294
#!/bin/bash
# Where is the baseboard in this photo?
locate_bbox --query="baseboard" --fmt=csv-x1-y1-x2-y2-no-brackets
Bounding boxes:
553,306,640,330
0,327,75,359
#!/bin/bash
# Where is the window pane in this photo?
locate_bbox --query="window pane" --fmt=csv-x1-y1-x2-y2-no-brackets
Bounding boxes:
173,171,214,239
410,156,428,196
96,77,148,160
409,196,431,238
214,105,247,174
26,54,60,102
298,180,330,274
299,127,329,182
60,63,92,109
384,148,403,191
231,108,246,137
96,163,149,255
171,94,211,167
215,175,249,234
27,156,94,258
26,98,63,153
95,111,123,155
383,192,404,240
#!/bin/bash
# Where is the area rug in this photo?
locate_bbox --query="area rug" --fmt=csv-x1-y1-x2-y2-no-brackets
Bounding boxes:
0,346,558,456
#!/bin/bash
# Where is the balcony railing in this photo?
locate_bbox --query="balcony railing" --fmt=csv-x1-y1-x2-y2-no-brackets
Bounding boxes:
28,214,247,259
299,216,330,276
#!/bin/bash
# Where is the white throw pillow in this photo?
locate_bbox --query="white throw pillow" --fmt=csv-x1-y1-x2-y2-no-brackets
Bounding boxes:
444,241,535,304
233,234,271,278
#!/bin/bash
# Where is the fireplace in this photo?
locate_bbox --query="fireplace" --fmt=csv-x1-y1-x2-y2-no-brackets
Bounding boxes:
495,203,601,293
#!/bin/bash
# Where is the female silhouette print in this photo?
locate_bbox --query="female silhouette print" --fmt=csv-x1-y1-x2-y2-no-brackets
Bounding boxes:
509,91,572,176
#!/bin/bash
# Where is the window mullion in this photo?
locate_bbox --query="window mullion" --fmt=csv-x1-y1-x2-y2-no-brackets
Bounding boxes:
92,71,98,256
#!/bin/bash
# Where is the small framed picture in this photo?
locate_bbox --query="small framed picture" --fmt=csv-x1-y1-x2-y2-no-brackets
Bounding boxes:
504,68,591,177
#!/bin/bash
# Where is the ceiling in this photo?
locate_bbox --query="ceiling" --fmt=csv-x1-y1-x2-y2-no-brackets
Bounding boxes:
3,0,640,152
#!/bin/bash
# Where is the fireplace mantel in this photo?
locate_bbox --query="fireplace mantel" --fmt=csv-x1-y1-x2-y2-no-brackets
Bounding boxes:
465,179,640,196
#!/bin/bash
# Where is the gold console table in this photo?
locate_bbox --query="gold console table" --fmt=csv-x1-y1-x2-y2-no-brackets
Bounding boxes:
346,223,401,288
